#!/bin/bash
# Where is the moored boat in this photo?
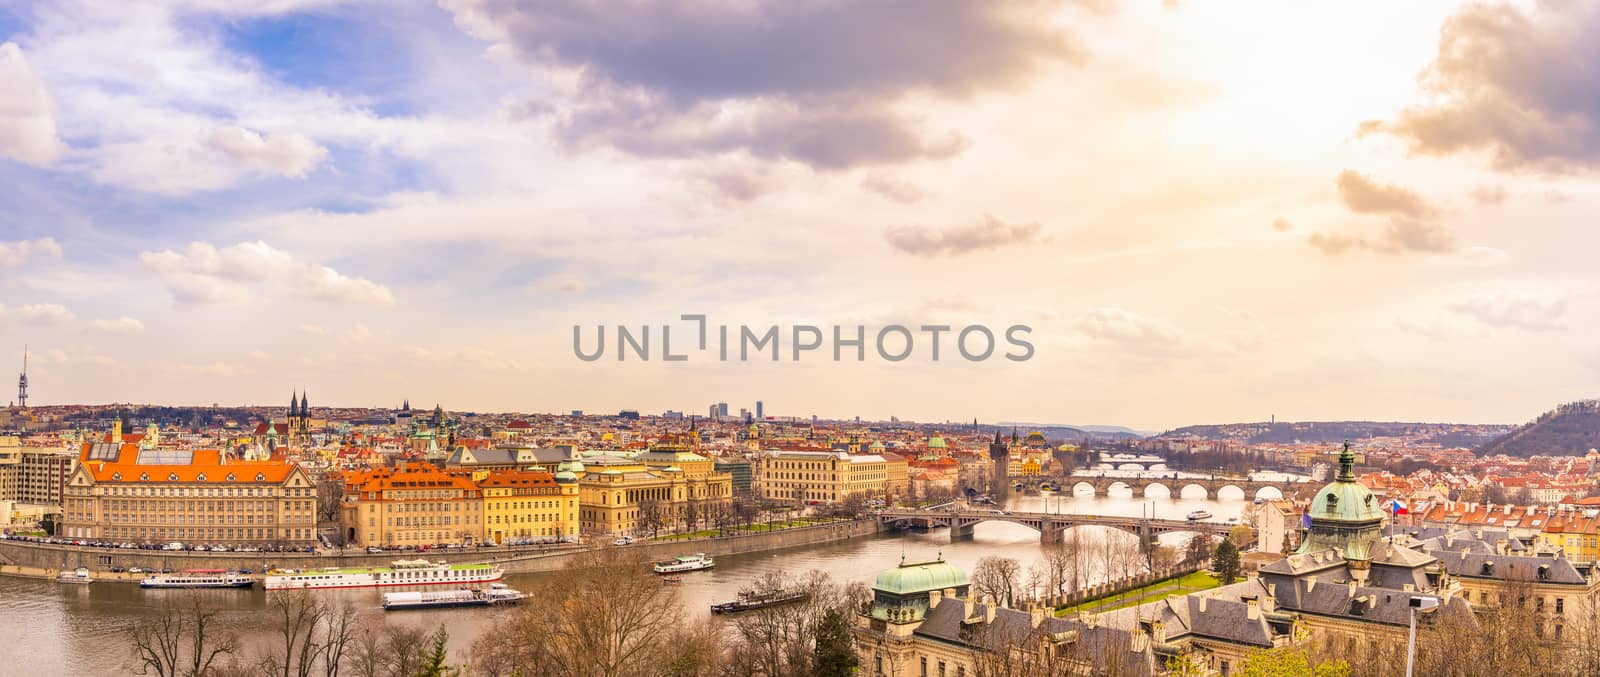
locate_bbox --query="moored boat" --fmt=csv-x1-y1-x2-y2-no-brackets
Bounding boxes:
653,553,714,574
382,583,523,610
711,588,809,614
57,567,94,585
264,559,502,591
1186,510,1213,521
141,569,254,589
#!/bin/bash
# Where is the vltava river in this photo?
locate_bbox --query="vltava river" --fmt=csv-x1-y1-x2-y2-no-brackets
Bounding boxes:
0,487,1259,676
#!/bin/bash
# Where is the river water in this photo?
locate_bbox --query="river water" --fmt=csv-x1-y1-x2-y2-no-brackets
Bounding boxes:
0,485,1265,676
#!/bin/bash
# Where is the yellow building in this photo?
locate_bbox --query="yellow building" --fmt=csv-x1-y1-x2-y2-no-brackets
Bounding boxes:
339,463,484,547
480,469,579,543
576,449,734,536
756,450,891,504
62,441,317,546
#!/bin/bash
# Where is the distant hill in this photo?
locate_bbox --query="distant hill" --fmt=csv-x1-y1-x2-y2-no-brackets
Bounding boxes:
1478,401,1600,457
997,422,1148,440
1158,420,1508,447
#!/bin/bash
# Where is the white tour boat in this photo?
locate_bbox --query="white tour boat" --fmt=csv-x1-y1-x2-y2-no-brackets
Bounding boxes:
57,567,94,585
652,553,714,574
383,583,524,611
141,569,254,589
1186,510,1214,521
264,559,503,591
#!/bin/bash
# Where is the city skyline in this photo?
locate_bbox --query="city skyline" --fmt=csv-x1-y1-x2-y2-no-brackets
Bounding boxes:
4,1,1600,429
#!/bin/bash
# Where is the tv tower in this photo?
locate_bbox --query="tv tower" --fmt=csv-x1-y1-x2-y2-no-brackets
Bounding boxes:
17,345,28,409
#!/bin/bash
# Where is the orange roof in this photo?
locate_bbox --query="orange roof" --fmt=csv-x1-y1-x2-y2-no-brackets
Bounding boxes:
79,445,300,484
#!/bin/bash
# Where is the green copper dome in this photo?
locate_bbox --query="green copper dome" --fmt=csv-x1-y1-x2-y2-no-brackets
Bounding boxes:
927,436,947,449
554,470,577,482
874,555,968,596
1298,440,1385,562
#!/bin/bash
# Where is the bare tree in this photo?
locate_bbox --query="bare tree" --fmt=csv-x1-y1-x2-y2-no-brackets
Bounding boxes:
473,548,682,677
127,595,240,677
345,622,427,677
721,569,858,677
972,556,1022,608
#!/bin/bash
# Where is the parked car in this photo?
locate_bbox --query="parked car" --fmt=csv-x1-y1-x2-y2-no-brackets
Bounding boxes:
366,546,383,554
127,567,143,574
613,536,634,546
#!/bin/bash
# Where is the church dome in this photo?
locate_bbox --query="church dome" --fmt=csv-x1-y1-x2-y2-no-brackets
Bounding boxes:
927,435,947,449
1310,476,1383,522
873,555,968,596
555,471,578,483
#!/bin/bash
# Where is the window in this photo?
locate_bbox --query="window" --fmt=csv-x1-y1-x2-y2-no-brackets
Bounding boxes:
1557,598,1565,614
920,657,927,677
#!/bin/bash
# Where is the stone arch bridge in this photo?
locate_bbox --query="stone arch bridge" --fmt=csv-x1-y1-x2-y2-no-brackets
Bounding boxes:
1063,473,1311,500
876,509,1239,546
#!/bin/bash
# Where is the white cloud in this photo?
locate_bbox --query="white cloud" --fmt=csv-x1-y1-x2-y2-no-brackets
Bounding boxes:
207,126,328,178
0,237,63,267
88,316,145,334
4,303,76,325
139,241,395,306
0,42,65,166
1076,307,1188,355
1451,291,1567,332
338,324,372,345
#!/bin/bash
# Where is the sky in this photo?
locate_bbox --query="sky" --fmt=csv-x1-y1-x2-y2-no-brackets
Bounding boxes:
1,0,1599,431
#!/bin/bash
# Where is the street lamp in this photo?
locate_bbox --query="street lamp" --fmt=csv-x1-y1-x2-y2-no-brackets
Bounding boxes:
1406,595,1440,677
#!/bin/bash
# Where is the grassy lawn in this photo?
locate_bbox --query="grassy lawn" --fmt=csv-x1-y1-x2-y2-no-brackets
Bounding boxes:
1055,571,1221,616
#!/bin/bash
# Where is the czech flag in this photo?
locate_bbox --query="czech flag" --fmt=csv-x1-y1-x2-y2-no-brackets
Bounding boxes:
1387,499,1409,516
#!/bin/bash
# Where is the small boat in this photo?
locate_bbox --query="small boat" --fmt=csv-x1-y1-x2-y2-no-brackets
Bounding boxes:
383,583,524,611
57,567,94,585
711,588,809,614
1187,510,1213,521
141,569,254,589
662,576,683,585
1253,498,1265,505
653,553,714,574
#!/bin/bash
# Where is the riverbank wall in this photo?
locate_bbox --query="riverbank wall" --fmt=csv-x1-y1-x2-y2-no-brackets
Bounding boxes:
0,518,883,581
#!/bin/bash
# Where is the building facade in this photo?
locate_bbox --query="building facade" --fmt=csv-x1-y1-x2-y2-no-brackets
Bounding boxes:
756,450,892,504
576,448,734,536
339,463,484,547
61,442,317,546
480,469,579,543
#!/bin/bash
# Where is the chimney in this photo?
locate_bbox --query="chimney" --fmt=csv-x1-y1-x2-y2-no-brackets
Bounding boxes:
1246,597,1261,621
1151,620,1166,644
1197,595,1208,613
1030,605,1046,627
1305,578,1317,593
1346,580,1359,598
929,589,943,609
985,603,997,624
964,597,975,620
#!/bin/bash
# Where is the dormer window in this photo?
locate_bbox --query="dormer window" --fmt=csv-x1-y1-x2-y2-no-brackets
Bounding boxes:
111,472,121,481
168,472,179,481
256,472,266,482
227,473,236,482
139,472,150,481
1326,494,1338,507
196,473,206,482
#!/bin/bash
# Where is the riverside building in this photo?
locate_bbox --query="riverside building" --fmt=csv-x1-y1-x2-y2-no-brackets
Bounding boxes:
755,449,890,504
60,440,317,546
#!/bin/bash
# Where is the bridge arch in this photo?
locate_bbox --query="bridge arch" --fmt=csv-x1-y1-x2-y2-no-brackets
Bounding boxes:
1116,463,1148,471
1141,482,1172,498
1214,485,1246,501
1178,483,1210,499
1104,481,1134,498
1253,486,1285,501
1072,481,1098,495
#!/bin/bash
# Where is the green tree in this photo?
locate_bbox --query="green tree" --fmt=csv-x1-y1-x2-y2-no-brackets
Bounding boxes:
1212,539,1240,585
811,608,858,677
1237,647,1350,677
415,624,455,677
